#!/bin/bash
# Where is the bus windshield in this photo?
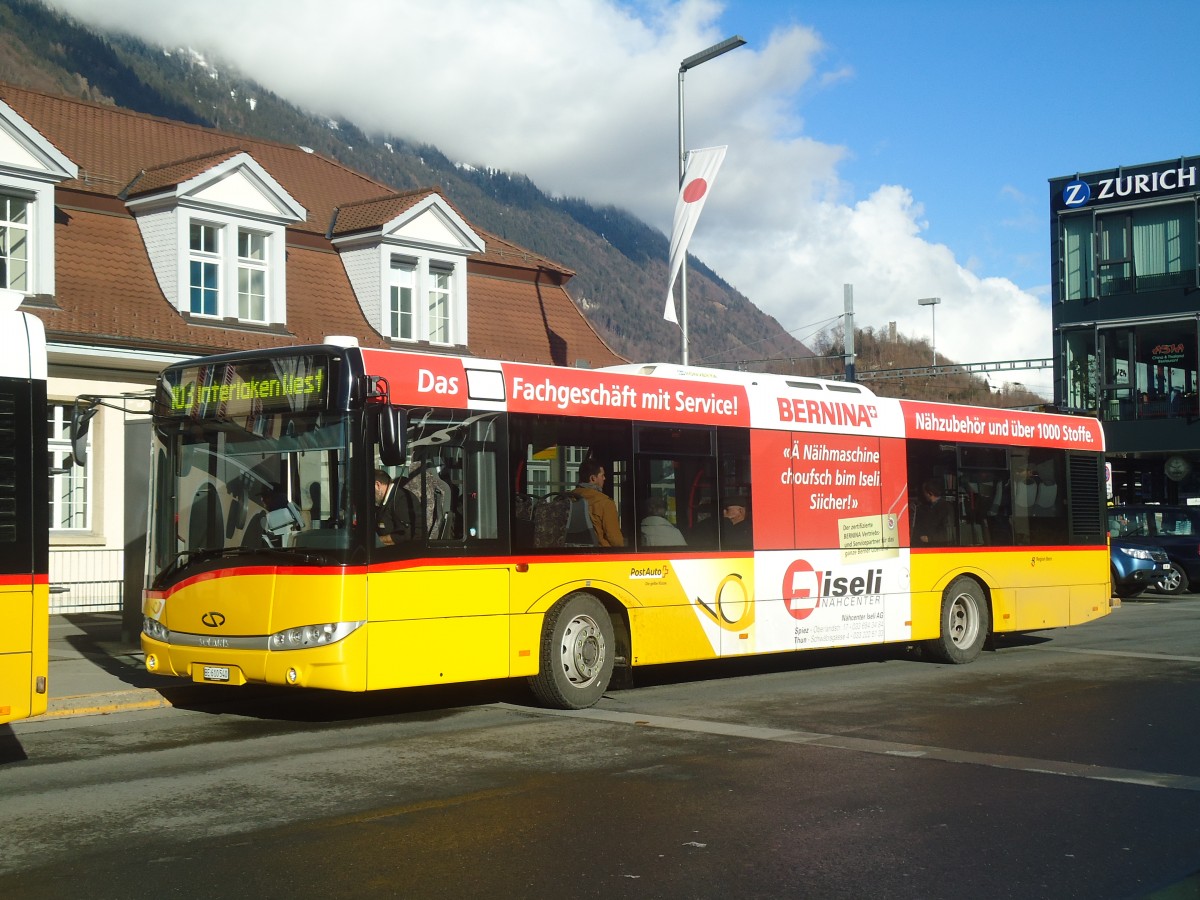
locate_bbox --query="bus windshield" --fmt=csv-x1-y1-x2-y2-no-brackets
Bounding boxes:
149,409,352,583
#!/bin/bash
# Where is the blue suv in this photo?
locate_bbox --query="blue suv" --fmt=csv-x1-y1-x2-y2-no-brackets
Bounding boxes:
1108,510,1170,598
1110,506,1200,595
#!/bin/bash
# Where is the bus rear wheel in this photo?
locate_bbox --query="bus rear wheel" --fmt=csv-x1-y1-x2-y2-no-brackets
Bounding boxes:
926,576,989,664
529,592,615,709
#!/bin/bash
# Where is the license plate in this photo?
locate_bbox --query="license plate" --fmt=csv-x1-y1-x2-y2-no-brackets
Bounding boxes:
202,665,231,682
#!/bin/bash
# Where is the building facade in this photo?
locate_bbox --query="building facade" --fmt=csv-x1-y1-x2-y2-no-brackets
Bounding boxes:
1050,155,1200,504
0,83,623,615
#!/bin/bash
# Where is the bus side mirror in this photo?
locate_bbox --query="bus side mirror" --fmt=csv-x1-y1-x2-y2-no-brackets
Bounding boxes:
377,405,407,467
69,398,101,468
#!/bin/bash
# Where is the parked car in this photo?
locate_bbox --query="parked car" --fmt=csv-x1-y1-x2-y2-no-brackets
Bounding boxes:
1110,505,1200,595
1108,532,1170,598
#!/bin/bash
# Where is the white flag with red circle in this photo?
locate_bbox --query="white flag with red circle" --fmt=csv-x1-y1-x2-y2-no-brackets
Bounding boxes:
664,145,727,324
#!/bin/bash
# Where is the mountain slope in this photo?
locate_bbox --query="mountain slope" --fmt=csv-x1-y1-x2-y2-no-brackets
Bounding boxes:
0,0,808,367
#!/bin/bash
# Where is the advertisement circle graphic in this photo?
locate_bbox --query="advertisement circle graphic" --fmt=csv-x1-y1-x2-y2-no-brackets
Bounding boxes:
716,574,750,628
782,559,821,621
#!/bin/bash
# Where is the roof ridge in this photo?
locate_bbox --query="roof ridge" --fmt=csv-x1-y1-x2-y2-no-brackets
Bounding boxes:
0,80,392,195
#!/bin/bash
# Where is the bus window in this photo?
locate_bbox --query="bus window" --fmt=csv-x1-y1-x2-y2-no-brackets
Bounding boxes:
717,427,752,551
1011,449,1067,545
958,444,1012,546
374,409,502,553
906,441,958,547
634,425,715,551
509,413,631,551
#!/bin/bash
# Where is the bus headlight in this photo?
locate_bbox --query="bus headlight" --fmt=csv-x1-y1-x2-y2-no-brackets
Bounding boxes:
268,621,364,650
143,617,170,643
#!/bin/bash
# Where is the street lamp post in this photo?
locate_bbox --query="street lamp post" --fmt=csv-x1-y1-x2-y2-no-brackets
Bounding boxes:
677,35,745,365
917,297,941,366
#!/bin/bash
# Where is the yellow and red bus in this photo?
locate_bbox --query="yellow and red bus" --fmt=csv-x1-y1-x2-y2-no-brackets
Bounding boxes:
139,341,1110,708
0,291,49,725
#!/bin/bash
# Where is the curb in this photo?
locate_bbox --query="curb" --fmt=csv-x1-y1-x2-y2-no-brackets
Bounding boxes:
44,689,175,719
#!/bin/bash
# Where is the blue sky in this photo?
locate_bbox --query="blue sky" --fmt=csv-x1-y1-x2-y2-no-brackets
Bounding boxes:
45,0,1200,394
714,0,1199,295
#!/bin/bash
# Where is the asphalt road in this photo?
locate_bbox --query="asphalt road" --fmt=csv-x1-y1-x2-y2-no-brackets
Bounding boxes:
2,596,1199,900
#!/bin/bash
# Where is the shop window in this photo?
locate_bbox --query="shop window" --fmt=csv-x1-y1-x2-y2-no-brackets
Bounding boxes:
1098,323,1200,421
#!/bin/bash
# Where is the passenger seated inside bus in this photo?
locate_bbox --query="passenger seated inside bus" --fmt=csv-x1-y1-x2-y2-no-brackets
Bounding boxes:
640,495,686,546
720,494,751,549
373,468,414,545
911,479,954,546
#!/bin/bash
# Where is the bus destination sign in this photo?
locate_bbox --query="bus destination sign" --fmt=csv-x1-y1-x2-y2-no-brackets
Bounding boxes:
161,355,331,419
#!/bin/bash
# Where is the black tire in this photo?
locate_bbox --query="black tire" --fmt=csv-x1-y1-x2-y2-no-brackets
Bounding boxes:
926,576,989,664
1155,562,1188,596
528,592,615,709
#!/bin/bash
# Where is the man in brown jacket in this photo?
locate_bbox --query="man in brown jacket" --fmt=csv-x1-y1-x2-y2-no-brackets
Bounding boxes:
571,459,624,547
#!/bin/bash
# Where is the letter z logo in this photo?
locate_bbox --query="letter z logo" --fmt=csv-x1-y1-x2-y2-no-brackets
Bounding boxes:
1062,179,1091,208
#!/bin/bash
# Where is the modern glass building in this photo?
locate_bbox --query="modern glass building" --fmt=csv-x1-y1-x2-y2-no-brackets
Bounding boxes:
1050,156,1200,504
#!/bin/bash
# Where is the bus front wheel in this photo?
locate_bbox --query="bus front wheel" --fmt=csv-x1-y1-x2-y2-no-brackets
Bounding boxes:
529,592,615,710
926,576,989,664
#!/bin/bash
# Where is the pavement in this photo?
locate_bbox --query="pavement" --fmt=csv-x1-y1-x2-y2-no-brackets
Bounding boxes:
37,593,1128,721
42,612,174,718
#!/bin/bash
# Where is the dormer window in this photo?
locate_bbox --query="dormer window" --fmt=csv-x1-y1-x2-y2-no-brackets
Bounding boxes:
238,230,268,322
333,191,482,350
0,98,78,299
385,256,458,344
185,220,272,322
428,264,452,344
0,194,29,291
124,151,304,329
389,259,416,340
189,221,220,316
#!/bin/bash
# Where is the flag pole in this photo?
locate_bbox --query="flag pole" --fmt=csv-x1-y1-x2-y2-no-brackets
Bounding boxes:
677,67,688,365
675,35,745,365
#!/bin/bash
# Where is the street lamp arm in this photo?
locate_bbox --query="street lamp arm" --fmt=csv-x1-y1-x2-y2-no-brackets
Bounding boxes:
681,36,746,72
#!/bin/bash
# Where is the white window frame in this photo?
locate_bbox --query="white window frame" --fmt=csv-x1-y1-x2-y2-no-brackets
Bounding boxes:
389,259,416,340
0,192,30,292
178,211,285,325
189,219,221,317
382,255,461,345
427,264,452,344
237,228,269,323
48,402,91,532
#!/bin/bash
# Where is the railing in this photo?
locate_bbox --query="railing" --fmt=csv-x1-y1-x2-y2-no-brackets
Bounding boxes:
49,548,124,614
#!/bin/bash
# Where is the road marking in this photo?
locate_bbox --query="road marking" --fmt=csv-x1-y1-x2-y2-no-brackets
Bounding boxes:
511,705,1200,793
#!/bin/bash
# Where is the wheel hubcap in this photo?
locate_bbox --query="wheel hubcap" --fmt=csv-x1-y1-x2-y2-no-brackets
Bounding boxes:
948,593,980,649
561,614,604,685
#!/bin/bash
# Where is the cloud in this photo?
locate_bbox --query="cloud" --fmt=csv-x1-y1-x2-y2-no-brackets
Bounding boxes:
45,0,1052,372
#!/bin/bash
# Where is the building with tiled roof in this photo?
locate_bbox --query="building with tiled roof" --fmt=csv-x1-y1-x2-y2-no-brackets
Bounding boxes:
0,82,622,611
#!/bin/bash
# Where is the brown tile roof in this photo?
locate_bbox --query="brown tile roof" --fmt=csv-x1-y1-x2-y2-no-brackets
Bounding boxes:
122,148,244,198
330,188,445,237
0,84,387,234
2,82,621,368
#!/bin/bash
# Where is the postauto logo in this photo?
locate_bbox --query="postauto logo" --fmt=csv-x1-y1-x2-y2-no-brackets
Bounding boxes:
782,559,884,621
